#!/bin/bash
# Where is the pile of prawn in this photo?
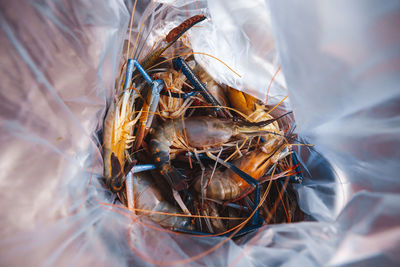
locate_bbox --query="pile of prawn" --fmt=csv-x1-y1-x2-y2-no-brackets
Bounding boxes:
101,14,305,237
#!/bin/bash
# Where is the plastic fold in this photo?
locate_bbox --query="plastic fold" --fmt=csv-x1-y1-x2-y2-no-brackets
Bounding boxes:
0,0,399,266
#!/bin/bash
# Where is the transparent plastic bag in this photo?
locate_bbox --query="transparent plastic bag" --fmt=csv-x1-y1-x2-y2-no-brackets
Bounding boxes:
266,0,400,265
0,0,399,266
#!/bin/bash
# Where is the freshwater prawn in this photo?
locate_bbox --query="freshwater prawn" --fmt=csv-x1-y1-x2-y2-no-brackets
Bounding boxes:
193,138,290,200
103,14,207,193
122,170,192,230
149,114,291,191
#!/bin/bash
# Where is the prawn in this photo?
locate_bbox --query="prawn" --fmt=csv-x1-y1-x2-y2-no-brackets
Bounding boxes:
103,15,207,192
123,170,192,230
193,138,288,200
103,87,140,192
132,15,207,150
149,114,290,191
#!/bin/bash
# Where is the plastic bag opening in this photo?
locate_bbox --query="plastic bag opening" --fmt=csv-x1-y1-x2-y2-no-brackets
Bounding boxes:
1,0,399,266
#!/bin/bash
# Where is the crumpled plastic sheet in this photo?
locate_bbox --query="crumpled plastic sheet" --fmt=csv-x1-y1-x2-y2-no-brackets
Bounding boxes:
0,0,399,266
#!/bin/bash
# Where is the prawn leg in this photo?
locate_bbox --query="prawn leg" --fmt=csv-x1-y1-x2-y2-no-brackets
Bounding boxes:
172,57,228,118
124,59,135,90
160,90,199,99
174,222,262,238
131,59,164,150
131,164,156,173
125,163,156,210
205,198,252,213
290,151,303,183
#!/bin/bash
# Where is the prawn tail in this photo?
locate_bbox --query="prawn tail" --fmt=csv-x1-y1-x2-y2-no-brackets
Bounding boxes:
159,163,188,192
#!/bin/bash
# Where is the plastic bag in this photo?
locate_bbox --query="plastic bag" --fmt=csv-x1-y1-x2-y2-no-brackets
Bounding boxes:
0,0,399,266
266,0,400,265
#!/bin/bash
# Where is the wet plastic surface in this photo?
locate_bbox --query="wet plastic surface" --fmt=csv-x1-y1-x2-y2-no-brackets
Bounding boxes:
0,0,399,266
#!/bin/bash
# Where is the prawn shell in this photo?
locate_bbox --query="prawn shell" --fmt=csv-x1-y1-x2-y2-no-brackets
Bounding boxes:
132,172,191,229
178,117,234,148
194,138,284,200
103,101,115,182
194,170,241,200
226,86,257,115
229,137,284,192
